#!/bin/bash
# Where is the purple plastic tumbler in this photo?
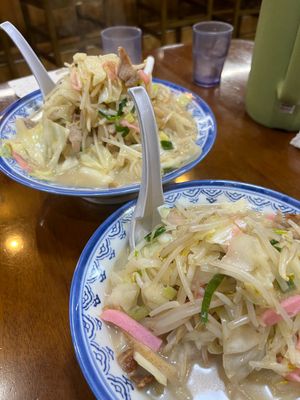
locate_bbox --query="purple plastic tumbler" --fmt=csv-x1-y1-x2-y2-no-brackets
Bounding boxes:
193,21,233,87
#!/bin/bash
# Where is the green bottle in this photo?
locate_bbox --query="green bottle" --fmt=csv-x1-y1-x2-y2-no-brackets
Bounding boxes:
246,0,300,131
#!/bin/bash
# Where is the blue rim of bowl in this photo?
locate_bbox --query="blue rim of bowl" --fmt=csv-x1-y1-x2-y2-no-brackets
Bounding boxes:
0,79,217,197
69,179,300,400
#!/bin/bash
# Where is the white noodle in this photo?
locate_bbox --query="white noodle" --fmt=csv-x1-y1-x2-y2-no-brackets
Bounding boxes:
288,219,300,236
227,315,250,330
185,321,194,332
176,256,194,302
246,299,259,328
154,238,194,284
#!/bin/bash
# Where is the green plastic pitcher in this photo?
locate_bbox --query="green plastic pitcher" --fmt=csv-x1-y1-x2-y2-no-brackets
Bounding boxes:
246,0,300,131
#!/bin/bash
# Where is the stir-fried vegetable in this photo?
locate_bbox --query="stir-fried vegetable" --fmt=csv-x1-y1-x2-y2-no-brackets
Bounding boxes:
103,201,300,397
131,337,177,384
153,226,166,238
200,274,225,323
99,98,128,121
144,225,166,242
161,140,174,150
270,238,282,252
115,124,130,137
1,48,200,189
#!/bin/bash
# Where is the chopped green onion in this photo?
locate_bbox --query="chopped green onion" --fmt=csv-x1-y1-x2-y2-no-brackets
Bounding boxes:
270,239,282,252
287,276,296,290
153,226,166,239
200,274,225,323
275,274,295,292
117,98,127,116
98,98,127,121
121,128,130,137
160,140,174,150
145,225,166,242
144,232,151,242
270,239,279,245
115,125,125,132
98,109,118,121
134,249,139,258
115,125,130,137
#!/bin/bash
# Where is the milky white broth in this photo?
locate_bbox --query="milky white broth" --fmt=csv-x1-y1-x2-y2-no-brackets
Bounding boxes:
107,321,300,400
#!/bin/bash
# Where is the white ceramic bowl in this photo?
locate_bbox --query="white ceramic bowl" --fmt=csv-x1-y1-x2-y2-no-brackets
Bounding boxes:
69,180,300,400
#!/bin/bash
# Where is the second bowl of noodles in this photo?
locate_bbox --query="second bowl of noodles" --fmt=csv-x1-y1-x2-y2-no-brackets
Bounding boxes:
0,49,216,201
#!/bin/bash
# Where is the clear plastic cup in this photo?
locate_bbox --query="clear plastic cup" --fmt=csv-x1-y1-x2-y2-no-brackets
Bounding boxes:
193,21,233,87
100,26,142,64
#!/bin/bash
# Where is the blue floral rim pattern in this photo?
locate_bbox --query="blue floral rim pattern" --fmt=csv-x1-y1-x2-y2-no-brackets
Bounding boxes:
69,180,300,400
0,80,216,197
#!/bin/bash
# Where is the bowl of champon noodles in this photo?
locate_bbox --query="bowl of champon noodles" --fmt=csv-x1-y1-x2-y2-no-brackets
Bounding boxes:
0,48,216,201
70,179,300,400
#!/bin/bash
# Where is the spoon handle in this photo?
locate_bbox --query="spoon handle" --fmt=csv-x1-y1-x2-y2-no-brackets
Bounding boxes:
128,86,164,250
0,21,55,98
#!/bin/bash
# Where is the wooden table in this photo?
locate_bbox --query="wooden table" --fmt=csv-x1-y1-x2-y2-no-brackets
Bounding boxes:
1,40,300,400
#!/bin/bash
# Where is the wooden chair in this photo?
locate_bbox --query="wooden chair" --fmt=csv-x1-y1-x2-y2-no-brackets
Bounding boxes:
233,0,261,38
0,31,18,79
173,0,262,38
136,0,212,45
19,0,108,67
204,0,261,38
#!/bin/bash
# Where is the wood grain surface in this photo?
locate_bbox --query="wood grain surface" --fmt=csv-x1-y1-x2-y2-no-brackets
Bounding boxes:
0,39,299,400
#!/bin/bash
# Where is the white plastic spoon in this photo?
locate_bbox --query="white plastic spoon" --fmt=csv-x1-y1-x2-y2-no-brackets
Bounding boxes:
128,86,164,250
